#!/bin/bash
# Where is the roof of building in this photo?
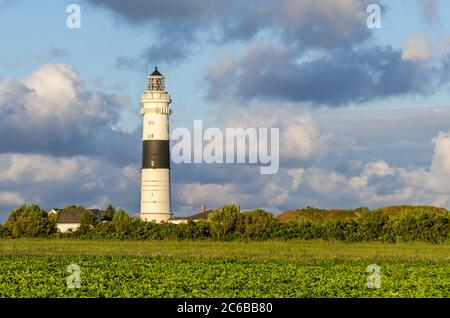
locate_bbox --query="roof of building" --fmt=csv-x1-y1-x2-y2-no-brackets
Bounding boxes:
56,207,103,224
151,66,163,77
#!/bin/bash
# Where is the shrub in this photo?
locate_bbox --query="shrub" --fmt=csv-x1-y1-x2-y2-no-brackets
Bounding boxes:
238,209,279,240
4,204,56,238
357,209,390,241
174,220,211,240
284,219,317,240
77,210,98,233
110,209,138,239
1,203,449,243
322,220,360,242
391,211,449,243
81,211,97,226
208,204,240,240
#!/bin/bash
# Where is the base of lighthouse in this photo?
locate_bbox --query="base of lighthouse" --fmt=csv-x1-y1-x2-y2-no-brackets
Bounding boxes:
140,213,172,223
140,168,172,222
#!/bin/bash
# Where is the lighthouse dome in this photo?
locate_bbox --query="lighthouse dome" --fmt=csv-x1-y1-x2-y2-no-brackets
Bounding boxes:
151,66,163,77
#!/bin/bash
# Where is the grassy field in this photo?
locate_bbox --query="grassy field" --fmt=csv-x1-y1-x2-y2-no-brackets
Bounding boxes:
1,239,450,261
0,239,449,298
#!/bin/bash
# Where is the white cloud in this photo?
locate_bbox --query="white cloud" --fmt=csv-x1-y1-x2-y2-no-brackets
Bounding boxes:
281,114,329,161
261,180,290,205
178,183,253,208
402,31,450,62
430,131,450,176
218,104,330,162
1,64,122,133
402,32,434,62
0,64,135,164
363,161,395,178
286,168,305,190
0,192,24,206
305,168,348,195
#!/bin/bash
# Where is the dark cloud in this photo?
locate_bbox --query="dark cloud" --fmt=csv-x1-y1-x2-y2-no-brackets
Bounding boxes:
145,34,192,65
49,47,69,58
88,0,374,64
88,0,235,64
206,43,450,106
265,0,372,49
113,36,191,71
86,0,230,25
0,125,140,166
114,55,142,72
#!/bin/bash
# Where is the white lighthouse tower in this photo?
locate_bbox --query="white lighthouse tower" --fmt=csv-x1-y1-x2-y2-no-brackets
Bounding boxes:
140,67,172,222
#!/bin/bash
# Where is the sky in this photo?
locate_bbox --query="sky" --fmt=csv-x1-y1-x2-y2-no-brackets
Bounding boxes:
1,0,450,221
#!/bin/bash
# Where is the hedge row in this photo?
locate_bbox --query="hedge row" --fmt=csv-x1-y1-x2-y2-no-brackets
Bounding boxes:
1,204,449,243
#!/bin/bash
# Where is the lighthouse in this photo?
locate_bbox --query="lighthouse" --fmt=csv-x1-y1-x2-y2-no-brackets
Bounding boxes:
140,67,172,222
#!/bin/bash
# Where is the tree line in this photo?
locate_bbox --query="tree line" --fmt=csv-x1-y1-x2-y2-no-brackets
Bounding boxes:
0,204,449,243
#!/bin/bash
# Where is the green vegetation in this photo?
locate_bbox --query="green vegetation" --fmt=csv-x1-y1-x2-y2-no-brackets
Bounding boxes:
1,239,449,261
277,205,449,223
1,257,449,298
0,204,449,243
102,204,116,222
0,240,449,298
1,203,448,298
80,211,97,228
3,204,56,238
277,207,363,224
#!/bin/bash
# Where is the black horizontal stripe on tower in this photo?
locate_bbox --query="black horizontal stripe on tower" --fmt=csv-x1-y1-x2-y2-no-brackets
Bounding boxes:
142,140,170,169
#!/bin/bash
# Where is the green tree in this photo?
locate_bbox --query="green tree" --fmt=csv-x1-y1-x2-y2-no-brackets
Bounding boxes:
102,204,116,221
76,211,98,234
111,209,135,239
5,204,56,238
208,204,240,240
239,209,278,240
80,211,97,227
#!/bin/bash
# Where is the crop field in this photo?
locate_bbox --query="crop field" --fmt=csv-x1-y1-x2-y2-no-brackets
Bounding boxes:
0,240,449,298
